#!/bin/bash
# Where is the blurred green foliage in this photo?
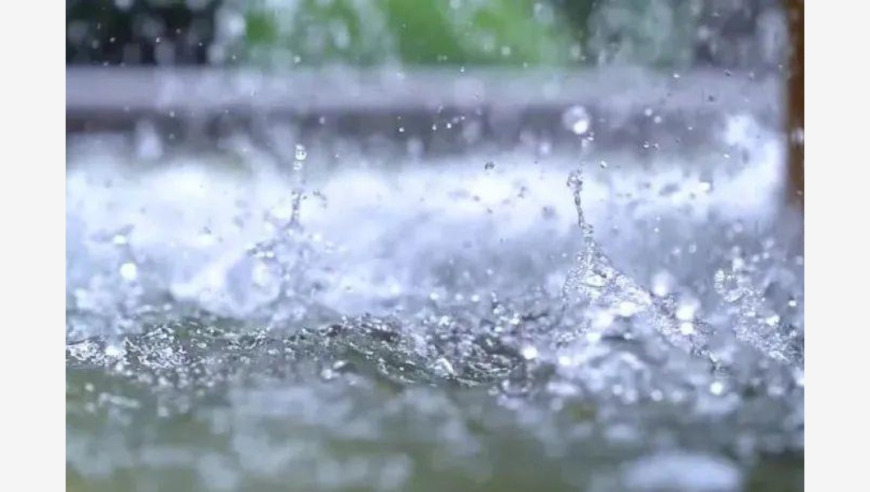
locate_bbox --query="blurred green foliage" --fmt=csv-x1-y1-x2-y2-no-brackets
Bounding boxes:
236,0,703,68
68,0,715,69
242,0,584,67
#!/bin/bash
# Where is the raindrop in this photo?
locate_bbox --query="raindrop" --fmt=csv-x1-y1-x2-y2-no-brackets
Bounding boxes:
520,346,539,360
294,144,308,161
651,271,675,297
562,105,591,136
104,342,126,359
119,262,138,282
679,323,695,335
112,234,129,246
675,298,698,321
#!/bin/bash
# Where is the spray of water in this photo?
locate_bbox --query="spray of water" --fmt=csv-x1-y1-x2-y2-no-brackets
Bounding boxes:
561,167,715,357
66,144,803,491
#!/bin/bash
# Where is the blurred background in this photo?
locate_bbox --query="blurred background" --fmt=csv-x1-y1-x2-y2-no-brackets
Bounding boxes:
66,0,794,162
67,0,787,70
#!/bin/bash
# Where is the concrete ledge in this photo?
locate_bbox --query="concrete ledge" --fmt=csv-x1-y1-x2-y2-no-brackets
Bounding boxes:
67,67,784,155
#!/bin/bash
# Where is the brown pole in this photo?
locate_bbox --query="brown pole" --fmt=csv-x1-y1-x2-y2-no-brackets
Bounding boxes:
787,0,804,209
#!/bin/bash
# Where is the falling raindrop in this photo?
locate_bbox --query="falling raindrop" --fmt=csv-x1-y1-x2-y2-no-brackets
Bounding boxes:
119,262,138,282
562,105,591,136
294,144,308,162
520,345,539,360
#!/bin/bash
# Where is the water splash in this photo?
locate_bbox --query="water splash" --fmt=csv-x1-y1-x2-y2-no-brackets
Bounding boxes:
290,143,308,231
66,144,803,491
561,167,712,356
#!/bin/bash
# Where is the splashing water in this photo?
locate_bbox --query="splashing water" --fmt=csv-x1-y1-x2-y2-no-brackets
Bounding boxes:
66,140,803,491
562,168,714,356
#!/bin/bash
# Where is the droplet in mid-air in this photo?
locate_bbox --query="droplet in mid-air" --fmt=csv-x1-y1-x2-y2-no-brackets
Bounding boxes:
521,345,539,360
119,262,138,282
562,105,591,136
294,144,308,161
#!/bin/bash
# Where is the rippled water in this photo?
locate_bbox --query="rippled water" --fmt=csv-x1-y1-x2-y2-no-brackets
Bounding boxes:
66,119,803,491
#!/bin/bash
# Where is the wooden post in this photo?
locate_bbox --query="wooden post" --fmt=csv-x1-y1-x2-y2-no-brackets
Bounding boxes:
787,0,804,209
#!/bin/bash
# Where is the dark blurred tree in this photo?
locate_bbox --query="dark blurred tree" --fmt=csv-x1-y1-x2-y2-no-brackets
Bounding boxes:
551,0,598,49
67,0,219,65
66,0,785,70
693,0,786,69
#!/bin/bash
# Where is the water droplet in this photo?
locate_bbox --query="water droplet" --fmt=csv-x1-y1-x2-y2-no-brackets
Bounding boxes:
679,322,695,335
434,357,455,377
562,105,591,136
618,301,641,318
105,342,126,359
651,271,675,297
710,381,725,396
320,368,336,380
622,452,742,492
521,345,539,360
675,299,698,321
119,262,138,282
112,234,129,246
294,144,307,161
